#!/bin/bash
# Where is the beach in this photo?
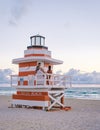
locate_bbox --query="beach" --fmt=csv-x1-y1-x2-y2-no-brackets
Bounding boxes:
0,96,100,130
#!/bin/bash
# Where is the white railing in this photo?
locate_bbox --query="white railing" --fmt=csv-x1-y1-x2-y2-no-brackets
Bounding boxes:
10,73,72,88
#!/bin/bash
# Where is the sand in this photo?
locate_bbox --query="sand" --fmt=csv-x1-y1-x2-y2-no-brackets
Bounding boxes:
0,95,100,130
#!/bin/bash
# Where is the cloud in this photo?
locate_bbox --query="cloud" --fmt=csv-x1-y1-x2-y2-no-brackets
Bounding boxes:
9,0,32,25
65,68,100,84
0,68,100,84
0,68,13,84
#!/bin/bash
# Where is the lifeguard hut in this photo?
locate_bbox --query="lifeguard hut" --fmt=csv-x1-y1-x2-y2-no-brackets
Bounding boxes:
11,34,71,111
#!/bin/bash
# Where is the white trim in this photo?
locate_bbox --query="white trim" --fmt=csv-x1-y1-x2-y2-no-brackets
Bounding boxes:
14,85,65,89
19,66,48,72
19,66,36,72
16,88,49,92
24,49,51,56
12,56,63,65
12,99,49,107
48,90,64,94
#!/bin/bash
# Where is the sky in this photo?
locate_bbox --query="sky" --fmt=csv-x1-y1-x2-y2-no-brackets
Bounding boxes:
0,0,100,74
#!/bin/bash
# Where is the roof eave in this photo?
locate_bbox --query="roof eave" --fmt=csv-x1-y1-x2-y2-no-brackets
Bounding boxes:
12,56,63,65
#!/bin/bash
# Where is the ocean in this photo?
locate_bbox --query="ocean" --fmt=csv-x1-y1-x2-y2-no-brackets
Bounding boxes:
0,84,100,100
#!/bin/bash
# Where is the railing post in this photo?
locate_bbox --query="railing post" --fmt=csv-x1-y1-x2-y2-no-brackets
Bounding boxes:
44,73,46,86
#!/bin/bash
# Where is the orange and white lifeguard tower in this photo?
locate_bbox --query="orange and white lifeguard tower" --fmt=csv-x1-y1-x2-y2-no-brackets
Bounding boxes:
11,34,71,111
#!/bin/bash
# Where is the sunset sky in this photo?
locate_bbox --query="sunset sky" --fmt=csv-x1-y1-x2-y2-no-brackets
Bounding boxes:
0,0,100,73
